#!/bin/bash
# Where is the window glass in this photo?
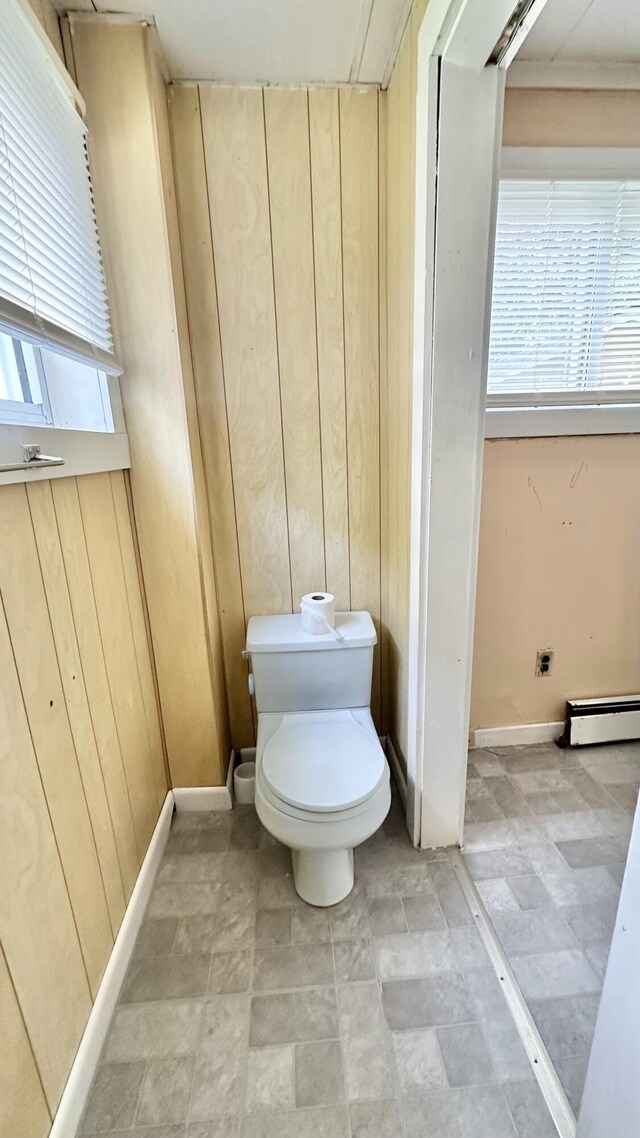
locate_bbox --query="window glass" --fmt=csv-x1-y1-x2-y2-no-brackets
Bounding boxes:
488,180,640,403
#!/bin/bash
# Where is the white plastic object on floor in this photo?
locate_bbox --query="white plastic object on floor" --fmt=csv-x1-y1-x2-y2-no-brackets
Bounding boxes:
233,760,256,805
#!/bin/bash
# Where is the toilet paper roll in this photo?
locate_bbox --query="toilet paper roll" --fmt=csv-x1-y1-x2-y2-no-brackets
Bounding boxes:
300,591,336,636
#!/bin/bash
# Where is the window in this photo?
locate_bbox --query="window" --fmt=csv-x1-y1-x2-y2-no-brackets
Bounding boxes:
485,151,640,438
0,331,114,432
0,0,126,478
488,178,640,406
0,333,49,424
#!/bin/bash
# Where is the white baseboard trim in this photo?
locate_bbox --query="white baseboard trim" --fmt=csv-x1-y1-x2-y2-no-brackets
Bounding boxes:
385,734,408,808
50,791,175,1138
471,721,564,749
172,785,232,812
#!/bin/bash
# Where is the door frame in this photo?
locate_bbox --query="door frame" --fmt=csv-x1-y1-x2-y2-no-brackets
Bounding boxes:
405,0,551,848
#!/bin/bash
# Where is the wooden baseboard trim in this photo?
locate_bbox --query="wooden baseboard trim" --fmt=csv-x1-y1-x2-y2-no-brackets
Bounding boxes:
471,721,564,749
172,785,232,812
50,791,175,1138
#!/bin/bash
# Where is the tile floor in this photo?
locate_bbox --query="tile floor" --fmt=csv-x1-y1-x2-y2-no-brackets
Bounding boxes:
464,740,640,1115
81,787,559,1138
79,740,639,1138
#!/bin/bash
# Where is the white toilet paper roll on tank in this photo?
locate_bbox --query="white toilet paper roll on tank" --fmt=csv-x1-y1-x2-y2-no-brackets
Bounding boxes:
300,592,343,639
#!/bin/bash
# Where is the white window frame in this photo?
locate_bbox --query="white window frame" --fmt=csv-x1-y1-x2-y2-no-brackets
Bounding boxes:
0,337,52,427
487,146,640,438
0,361,129,484
0,0,129,484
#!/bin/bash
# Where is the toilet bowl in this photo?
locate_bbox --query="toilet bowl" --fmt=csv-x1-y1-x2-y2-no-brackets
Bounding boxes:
255,708,391,905
245,610,392,906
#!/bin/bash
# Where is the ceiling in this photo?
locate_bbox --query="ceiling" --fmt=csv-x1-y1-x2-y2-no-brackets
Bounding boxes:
56,0,413,86
518,0,640,62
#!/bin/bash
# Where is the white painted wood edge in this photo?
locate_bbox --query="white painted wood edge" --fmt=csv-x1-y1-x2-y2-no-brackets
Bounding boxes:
50,791,175,1138
471,721,564,748
385,734,408,810
577,797,640,1136
172,785,232,812
485,405,640,438
0,426,130,486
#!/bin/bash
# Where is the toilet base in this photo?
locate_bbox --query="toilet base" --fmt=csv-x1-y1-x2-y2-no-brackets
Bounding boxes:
292,847,354,907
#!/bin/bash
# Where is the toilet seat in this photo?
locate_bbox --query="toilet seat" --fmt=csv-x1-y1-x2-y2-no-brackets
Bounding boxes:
259,709,386,815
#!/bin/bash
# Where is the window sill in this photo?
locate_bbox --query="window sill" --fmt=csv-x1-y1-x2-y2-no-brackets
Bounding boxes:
485,404,640,439
0,424,130,485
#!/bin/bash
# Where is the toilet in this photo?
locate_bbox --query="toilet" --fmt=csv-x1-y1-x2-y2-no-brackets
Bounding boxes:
246,610,391,906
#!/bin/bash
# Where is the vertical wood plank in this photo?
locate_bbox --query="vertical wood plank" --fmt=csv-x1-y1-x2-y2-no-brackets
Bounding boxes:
0,946,51,1137
308,88,351,611
169,83,254,749
73,20,225,789
340,88,381,722
385,65,401,748
77,473,159,854
110,471,168,807
200,84,292,618
0,484,113,998
264,88,326,600
147,43,230,784
172,82,386,746
51,477,140,898
378,89,389,737
27,481,126,935
0,600,91,1111
395,37,413,761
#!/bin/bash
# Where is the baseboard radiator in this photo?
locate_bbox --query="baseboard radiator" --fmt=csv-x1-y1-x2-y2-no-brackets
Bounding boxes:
559,695,640,747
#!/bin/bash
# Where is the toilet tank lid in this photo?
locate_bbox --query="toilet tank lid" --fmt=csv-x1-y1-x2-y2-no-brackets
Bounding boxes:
246,611,377,653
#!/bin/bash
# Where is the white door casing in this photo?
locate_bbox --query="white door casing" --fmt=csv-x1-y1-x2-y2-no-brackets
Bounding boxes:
407,0,511,848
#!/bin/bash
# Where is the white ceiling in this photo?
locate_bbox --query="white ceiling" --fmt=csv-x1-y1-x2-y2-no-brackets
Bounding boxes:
518,0,640,62
57,0,413,85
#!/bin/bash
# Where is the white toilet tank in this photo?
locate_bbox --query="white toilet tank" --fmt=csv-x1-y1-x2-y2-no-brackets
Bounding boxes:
246,611,376,713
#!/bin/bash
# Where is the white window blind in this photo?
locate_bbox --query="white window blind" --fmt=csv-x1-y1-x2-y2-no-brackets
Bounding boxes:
0,0,119,374
487,179,640,404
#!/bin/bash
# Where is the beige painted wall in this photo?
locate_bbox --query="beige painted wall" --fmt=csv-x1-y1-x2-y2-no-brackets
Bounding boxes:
0,474,167,1137
470,87,640,729
383,0,428,770
170,83,383,747
503,88,640,148
472,437,640,728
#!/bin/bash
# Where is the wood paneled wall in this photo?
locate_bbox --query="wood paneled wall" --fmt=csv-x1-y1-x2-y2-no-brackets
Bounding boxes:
170,84,383,747
69,19,231,788
0,472,167,1137
383,0,427,770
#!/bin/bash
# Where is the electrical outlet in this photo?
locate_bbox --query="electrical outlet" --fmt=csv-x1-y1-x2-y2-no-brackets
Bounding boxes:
536,649,554,677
